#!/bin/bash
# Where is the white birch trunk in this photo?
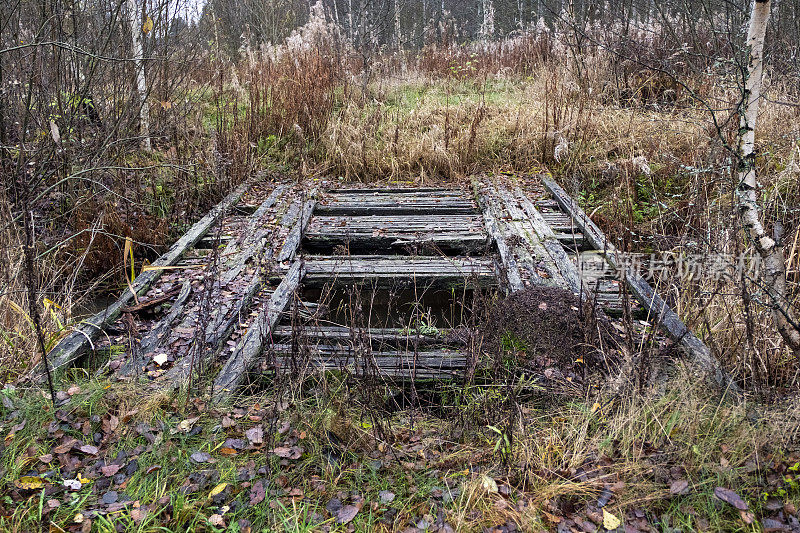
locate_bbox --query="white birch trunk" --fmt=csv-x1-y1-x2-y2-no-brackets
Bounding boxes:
481,0,495,40
394,0,402,50
126,0,150,151
736,0,800,351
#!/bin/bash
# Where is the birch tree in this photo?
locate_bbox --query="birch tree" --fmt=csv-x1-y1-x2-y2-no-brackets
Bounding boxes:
126,0,151,151
736,0,800,352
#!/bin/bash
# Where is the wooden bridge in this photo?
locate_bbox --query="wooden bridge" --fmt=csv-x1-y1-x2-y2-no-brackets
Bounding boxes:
35,175,733,398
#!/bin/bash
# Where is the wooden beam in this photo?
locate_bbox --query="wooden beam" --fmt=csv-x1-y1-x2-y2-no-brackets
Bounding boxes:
541,176,739,393
34,180,252,380
278,196,316,263
513,188,583,295
213,260,305,397
302,256,497,288
475,183,525,292
267,345,467,379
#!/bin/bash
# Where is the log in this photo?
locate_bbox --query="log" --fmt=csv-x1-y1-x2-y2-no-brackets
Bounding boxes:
161,275,267,386
213,260,305,397
304,214,488,254
162,188,295,387
272,325,452,348
267,345,467,379
34,180,252,380
541,176,739,393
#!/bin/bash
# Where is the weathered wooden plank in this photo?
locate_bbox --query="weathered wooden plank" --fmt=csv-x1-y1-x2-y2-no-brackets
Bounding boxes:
316,205,476,216
213,260,305,397
302,256,497,288
35,181,252,380
157,189,295,386
325,193,473,204
475,184,525,292
513,188,584,295
331,187,460,194
267,345,467,379
554,232,587,250
498,186,568,288
160,276,267,387
541,176,739,393
222,184,288,258
118,280,193,377
310,214,483,229
277,197,316,263
272,325,454,348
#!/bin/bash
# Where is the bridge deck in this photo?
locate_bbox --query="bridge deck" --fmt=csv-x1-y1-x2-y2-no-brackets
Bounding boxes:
37,175,731,397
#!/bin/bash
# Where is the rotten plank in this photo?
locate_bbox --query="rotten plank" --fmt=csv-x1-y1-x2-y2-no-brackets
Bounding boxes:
513,188,584,295
277,196,316,263
118,279,193,377
34,180,252,380
475,184,525,292
541,176,739,393
302,256,497,288
213,260,305,397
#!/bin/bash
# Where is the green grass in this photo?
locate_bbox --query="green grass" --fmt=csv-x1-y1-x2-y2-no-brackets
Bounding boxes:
0,371,798,532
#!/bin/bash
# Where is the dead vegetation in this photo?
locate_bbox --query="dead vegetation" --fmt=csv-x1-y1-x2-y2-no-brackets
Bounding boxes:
1,2,800,531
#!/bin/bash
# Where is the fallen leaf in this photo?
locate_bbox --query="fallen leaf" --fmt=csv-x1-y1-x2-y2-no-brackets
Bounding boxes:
78,444,98,455
47,499,60,509
39,454,53,464
130,508,147,524
379,490,395,504
102,491,118,505
335,505,359,524
190,451,213,463
145,465,162,475
739,510,755,524
67,385,81,396
63,479,82,491
208,514,225,527
602,508,621,530
54,439,78,454
480,475,498,494
14,476,44,490
714,487,748,510
104,415,120,434
669,479,690,495
250,480,265,505
245,426,263,446
177,417,200,432
209,483,228,498
271,446,303,459
219,447,238,456
152,353,169,366
101,464,122,477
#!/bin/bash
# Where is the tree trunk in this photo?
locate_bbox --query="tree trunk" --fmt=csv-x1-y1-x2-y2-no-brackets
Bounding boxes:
394,0,402,50
481,0,494,40
126,0,151,151
736,0,800,352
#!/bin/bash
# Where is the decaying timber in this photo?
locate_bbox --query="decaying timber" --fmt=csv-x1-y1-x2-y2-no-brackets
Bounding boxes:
541,176,739,392
213,260,305,395
40,178,737,398
34,181,252,380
